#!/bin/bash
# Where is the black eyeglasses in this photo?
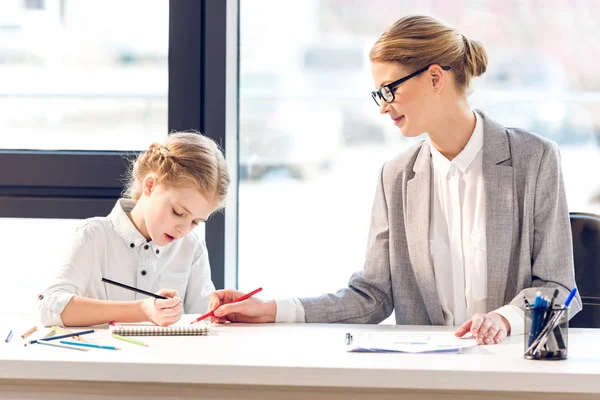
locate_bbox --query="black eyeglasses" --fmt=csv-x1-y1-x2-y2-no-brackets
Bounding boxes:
371,65,451,106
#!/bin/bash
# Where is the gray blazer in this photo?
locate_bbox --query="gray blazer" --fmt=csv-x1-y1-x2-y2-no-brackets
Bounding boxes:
300,110,582,325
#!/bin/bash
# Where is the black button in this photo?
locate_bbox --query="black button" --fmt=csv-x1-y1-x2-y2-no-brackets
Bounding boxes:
141,270,147,276
38,294,44,300
130,243,135,248
155,249,160,255
144,244,149,250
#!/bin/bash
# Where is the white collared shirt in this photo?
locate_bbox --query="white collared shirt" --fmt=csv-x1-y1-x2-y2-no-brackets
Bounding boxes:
37,199,215,326
429,111,523,333
276,111,524,335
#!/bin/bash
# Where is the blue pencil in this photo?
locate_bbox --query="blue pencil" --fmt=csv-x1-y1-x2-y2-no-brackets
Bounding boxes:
60,340,120,350
5,330,13,343
29,329,95,345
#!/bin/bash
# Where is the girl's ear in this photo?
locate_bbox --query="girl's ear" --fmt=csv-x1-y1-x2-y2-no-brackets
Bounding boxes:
142,175,157,196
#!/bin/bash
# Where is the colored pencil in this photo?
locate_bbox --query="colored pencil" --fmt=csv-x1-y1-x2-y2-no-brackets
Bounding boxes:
44,329,56,338
36,340,89,351
102,277,167,299
112,333,148,347
60,340,120,350
191,287,263,324
21,326,37,339
29,329,95,345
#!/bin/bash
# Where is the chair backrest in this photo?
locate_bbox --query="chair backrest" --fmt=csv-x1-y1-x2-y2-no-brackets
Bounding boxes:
568,212,600,328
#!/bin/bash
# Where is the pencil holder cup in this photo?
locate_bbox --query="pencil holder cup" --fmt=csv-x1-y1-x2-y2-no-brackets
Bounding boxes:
524,304,568,360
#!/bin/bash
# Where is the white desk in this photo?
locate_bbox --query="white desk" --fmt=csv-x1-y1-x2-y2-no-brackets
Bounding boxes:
1,321,600,400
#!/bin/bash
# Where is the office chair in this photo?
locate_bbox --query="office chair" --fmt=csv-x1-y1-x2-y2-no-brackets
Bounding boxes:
568,212,600,328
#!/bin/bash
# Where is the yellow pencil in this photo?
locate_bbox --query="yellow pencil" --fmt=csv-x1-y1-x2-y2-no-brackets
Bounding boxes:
112,333,148,347
44,329,56,338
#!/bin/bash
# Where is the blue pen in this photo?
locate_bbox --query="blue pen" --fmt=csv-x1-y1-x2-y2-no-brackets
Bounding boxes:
564,287,578,307
535,297,548,338
528,293,542,346
60,340,120,350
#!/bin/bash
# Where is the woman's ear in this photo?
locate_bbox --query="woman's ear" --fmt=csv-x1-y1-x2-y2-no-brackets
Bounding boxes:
429,65,446,92
142,174,157,196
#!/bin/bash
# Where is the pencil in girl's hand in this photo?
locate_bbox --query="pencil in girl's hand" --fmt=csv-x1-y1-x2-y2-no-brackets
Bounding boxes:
112,333,148,347
21,326,37,339
101,277,168,299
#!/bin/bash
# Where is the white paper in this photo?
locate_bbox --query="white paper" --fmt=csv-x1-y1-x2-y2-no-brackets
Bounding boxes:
346,331,478,353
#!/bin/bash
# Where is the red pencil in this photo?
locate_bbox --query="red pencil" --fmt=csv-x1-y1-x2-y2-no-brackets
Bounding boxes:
190,287,263,324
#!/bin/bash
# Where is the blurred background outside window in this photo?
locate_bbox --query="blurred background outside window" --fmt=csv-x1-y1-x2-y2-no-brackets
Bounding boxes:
0,0,168,150
237,0,600,312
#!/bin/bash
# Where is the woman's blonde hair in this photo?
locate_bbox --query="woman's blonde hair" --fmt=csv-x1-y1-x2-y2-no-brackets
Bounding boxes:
125,132,230,210
369,15,488,92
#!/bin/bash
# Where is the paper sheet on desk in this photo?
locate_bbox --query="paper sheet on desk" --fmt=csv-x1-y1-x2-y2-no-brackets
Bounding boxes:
346,332,477,353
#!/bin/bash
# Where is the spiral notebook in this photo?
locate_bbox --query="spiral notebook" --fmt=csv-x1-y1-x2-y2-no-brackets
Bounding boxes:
109,321,210,336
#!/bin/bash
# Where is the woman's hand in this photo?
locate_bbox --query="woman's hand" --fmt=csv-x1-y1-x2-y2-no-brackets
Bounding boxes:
455,312,510,345
208,289,277,323
140,288,183,326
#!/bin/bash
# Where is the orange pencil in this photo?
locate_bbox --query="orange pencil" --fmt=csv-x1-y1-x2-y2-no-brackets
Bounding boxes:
190,287,263,324
21,326,37,339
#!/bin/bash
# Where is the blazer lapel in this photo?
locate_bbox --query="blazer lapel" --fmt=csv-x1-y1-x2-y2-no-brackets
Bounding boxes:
479,110,514,311
406,141,444,325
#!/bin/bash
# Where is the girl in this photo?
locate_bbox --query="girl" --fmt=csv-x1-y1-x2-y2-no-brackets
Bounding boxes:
38,132,230,327
208,15,581,345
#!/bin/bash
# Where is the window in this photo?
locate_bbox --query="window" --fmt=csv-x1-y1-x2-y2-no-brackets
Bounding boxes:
0,218,80,318
0,0,176,318
237,0,600,304
0,0,168,151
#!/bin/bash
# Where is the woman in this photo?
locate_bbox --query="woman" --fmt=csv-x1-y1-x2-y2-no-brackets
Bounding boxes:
209,15,581,345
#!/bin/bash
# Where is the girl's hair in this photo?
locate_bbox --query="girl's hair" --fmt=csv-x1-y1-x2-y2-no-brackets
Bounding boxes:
124,132,230,210
369,15,488,92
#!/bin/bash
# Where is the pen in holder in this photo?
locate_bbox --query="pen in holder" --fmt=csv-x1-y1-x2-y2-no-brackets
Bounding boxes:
523,287,577,361
524,303,568,360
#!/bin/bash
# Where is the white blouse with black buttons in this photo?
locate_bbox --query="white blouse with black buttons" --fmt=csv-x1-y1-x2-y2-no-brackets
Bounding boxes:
37,199,215,326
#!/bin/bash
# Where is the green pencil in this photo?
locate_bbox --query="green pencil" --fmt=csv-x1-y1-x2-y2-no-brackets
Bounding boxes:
112,333,148,347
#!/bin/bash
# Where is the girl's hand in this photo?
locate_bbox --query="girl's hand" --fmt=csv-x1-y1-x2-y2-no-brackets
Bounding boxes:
207,289,276,323
455,312,510,345
140,288,183,326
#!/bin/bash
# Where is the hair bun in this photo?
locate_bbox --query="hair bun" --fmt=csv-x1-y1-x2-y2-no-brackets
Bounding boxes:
462,34,487,78
148,143,171,160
